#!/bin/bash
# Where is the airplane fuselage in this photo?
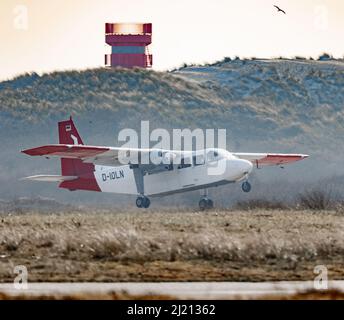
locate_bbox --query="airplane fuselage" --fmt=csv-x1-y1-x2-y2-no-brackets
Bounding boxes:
94,149,253,197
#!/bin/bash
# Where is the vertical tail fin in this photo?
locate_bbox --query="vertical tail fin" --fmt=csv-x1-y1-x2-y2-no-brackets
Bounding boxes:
58,116,84,145
58,117,93,177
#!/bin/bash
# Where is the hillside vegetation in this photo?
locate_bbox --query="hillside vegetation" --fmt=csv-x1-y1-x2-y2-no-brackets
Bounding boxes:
0,58,343,203
1,58,343,151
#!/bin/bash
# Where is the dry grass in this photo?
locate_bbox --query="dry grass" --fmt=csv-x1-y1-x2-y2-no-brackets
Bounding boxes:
234,199,288,210
0,208,343,282
298,189,334,210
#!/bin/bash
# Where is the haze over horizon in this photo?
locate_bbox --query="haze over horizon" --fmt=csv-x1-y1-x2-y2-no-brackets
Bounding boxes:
0,0,343,81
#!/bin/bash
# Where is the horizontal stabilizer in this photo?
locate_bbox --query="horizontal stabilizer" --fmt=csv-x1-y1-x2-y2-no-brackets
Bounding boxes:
20,175,78,182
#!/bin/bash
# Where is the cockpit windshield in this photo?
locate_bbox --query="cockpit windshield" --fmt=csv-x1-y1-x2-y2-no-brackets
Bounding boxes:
206,149,234,162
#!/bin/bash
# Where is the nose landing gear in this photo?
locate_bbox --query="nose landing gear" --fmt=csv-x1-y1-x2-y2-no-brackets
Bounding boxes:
242,181,252,193
136,196,151,208
198,188,214,211
199,198,214,211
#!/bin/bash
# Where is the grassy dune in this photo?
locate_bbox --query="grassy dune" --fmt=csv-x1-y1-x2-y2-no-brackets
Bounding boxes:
0,209,343,282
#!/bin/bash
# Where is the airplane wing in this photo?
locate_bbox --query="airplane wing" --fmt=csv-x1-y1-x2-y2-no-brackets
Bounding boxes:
232,153,308,168
22,144,118,163
21,144,172,168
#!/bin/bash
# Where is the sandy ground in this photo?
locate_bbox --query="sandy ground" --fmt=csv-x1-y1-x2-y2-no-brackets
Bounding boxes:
0,209,343,282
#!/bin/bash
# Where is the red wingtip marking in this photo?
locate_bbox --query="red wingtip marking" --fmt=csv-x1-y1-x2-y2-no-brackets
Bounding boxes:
22,148,46,156
259,154,308,165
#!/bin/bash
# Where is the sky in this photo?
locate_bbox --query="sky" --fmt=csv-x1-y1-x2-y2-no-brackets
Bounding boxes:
0,0,343,81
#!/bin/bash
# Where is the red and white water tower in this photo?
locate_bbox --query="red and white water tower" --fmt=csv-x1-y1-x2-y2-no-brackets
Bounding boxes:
105,23,152,68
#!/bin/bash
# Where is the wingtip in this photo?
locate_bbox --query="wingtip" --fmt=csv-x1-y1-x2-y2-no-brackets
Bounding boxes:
21,149,30,155
21,147,42,156
21,148,38,156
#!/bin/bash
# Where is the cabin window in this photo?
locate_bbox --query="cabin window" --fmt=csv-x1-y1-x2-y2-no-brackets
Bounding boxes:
207,151,218,162
193,155,205,166
178,157,192,169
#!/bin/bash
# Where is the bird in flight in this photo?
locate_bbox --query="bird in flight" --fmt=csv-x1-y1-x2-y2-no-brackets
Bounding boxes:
274,5,286,14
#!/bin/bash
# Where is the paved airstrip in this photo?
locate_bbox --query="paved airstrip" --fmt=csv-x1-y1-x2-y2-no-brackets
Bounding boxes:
1,281,344,299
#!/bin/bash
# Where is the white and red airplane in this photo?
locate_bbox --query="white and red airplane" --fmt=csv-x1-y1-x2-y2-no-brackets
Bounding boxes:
22,117,308,210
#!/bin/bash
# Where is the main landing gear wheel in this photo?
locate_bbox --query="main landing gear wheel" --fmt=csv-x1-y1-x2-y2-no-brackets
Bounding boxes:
242,181,252,193
199,198,214,211
136,196,150,208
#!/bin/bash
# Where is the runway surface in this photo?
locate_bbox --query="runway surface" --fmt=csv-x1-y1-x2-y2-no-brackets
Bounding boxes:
1,281,344,299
